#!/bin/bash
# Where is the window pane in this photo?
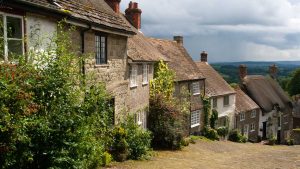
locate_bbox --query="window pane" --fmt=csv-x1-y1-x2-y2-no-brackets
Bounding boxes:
7,16,22,39
8,39,23,58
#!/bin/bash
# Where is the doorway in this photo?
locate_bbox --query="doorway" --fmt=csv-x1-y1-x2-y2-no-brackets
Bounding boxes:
262,121,267,140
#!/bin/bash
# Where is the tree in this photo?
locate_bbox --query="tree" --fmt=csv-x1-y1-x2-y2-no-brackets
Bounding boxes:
288,68,300,96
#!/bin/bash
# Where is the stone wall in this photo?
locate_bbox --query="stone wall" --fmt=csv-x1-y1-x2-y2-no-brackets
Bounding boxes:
292,129,300,145
236,108,260,142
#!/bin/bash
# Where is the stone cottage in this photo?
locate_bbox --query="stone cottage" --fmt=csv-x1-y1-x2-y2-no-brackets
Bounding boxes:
195,52,236,131
2,0,157,124
239,64,294,143
120,1,167,128
148,36,206,135
234,87,261,142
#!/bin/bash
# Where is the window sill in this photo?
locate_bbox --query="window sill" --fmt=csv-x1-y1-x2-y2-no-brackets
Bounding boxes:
240,119,245,122
130,85,138,89
193,93,201,96
142,82,148,86
191,123,200,128
94,64,109,68
250,130,255,132
223,105,229,107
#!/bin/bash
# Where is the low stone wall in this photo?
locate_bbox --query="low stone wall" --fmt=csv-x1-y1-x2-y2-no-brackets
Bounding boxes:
292,129,300,145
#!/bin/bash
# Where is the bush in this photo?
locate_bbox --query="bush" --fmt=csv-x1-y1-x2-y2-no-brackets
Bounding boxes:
102,152,112,167
148,95,185,150
203,127,219,141
267,136,277,146
228,130,247,143
181,137,191,146
217,126,229,138
0,22,113,168
120,116,152,160
286,139,294,146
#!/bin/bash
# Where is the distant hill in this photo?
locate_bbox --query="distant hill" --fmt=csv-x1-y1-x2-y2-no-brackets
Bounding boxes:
211,61,300,84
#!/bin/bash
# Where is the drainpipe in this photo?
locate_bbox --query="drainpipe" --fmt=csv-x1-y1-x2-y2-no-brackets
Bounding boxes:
80,24,92,75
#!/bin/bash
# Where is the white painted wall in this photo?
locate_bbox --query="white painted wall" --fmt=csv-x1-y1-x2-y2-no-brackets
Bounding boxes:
258,109,280,139
211,94,236,130
26,13,57,52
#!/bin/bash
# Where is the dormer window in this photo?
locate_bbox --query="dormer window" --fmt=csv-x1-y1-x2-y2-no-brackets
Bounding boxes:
95,34,107,65
0,13,24,62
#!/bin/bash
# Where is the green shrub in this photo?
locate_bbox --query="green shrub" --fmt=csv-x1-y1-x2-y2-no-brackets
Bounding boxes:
267,136,277,146
181,137,191,146
228,129,247,143
111,127,129,162
120,116,152,160
210,109,218,129
102,152,112,167
203,127,219,141
217,126,229,138
0,22,113,168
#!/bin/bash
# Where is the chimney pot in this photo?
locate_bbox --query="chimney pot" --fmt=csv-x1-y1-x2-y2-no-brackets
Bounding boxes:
239,64,247,81
105,0,121,13
174,36,183,45
125,1,142,29
201,51,208,62
269,64,278,79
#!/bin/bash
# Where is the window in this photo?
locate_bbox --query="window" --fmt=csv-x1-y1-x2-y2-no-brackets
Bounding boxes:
142,64,148,84
136,111,147,129
250,110,256,118
223,95,229,107
212,98,217,108
95,34,107,64
191,110,201,127
240,112,245,121
250,123,255,132
130,65,138,87
0,13,24,62
192,82,200,95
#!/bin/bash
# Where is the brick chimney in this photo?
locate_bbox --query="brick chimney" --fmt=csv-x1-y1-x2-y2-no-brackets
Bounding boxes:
201,51,208,62
269,64,278,79
105,0,121,13
125,1,142,29
174,36,183,45
239,64,247,81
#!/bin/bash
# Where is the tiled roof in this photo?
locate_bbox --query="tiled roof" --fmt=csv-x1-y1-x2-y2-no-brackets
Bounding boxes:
241,75,291,113
14,0,134,34
195,61,235,97
235,87,259,114
148,38,204,82
119,15,167,62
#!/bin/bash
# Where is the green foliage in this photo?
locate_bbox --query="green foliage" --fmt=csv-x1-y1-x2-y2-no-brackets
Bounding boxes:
228,130,247,143
111,127,129,162
0,21,113,168
102,152,112,167
287,68,300,96
267,135,277,145
202,127,219,141
210,109,218,129
285,139,294,146
202,96,211,127
120,116,152,160
217,126,229,138
293,128,300,132
181,137,190,147
150,60,175,101
149,61,185,150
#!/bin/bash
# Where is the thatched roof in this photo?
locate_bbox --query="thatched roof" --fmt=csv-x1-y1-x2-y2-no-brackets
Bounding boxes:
12,0,134,34
148,38,205,82
241,75,291,112
195,61,235,97
235,87,259,114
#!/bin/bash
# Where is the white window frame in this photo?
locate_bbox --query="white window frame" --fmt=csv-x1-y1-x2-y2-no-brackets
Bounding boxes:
142,64,148,85
192,82,200,95
250,123,255,132
191,110,201,128
0,12,24,62
136,111,147,129
240,112,245,121
223,95,229,107
250,110,256,118
212,98,217,108
130,64,138,87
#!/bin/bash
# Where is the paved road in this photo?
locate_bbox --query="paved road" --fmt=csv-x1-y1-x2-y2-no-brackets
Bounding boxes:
110,140,300,169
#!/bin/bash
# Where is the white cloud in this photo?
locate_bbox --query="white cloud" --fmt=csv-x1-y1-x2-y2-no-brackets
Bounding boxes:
120,0,300,62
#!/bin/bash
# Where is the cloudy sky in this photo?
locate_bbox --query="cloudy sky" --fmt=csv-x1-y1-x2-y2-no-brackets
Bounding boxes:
120,0,300,63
